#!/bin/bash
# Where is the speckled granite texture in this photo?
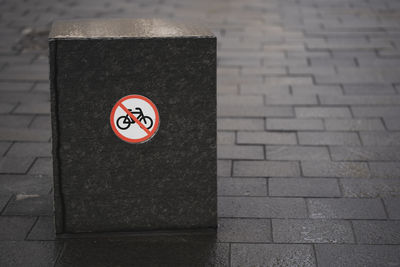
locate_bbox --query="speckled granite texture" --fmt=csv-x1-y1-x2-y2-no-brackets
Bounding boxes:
49,19,217,234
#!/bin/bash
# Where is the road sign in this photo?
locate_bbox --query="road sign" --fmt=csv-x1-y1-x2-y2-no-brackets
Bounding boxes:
110,95,160,143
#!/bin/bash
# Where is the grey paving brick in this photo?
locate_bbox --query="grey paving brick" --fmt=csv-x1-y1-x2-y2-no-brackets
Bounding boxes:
0,175,51,195
7,142,51,158
29,115,50,129
0,193,12,212
291,85,343,95
302,161,370,178
352,106,400,118
217,160,231,177
217,218,271,242
13,102,50,114
316,244,400,267
0,82,33,92
267,118,324,130
3,194,53,216
0,128,51,142
265,95,317,105
0,142,11,156
298,132,361,146
0,216,36,240
234,161,300,177
341,178,400,198
325,119,384,131
384,118,400,130
272,219,354,243
296,107,352,118
343,85,396,95
217,118,264,130
369,162,400,178
0,156,34,174
217,95,264,106
353,221,400,244
239,84,290,95
264,76,313,86
237,132,297,145
0,241,62,267
384,198,400,219
217,145,264,160
0,103,16,114
320,95,400,105
269,178,340,197
28,158,52,176
330,146,400,161
267,146,330,161
218,178,267,196
32,83,49,93
218,105,293,118
218,197,307,218
308,198,386,219
26,216,55,241
217,132,235,145
231,244,316,267
361,132,400,146
0,115,33,128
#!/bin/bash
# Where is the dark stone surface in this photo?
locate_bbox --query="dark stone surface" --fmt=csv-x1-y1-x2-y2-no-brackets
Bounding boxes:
49,19,216,233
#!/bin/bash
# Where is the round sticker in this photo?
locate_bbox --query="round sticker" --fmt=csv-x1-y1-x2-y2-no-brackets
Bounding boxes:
110,95,160,144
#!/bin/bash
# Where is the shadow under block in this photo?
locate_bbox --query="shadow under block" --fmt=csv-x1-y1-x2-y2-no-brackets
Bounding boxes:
49,18,217,233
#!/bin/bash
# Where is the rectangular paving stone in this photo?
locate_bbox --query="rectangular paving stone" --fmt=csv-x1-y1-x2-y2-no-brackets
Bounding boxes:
298,132,360,145
217,178,267,196
343,84,396,95
29,158,52,176
239,84,290,95
7,142,51,157
0,103,16,114
325,118,384,131
352,106,400,118
29,115,51,129
234,161,300,177
266,118,324,130
265,95,317,105
218,105,293,118
291,85,343,95
26,216,55,241
217,118,264,130
316,244,400,267
3,194,53,216
237,132,297,145
330,146,400,161
217,160,231,177
0,82,33,92
0,216,36,240
217,132,235,145
360,132,400,146
217,145,264,160
0,175,51,195
295,107,351,118
13,103,50,114
0,156,34,174
264,76,313,86
384,198,400,219
301,161,370,178
231,244,316,267
0,128,51,142
267,146,330,161
269,178,340,197
383,118,400,130
369,162,400,178
217,95,264,106
341,178,400,198
308,198,386,219
353,220,400,244
320,95,400,105
217,218,271,242
272,219,354,243
0,241,62,267
0,142,11,157
0,115,33,128
218,197,307,218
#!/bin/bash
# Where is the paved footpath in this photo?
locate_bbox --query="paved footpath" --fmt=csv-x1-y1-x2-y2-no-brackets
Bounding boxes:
1,0,400,266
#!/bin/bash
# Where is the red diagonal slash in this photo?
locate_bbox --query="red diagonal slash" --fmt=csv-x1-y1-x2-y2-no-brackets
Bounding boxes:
118,103,151,135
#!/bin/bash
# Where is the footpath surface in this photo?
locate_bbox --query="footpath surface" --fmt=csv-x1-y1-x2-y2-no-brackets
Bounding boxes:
0,0,400,266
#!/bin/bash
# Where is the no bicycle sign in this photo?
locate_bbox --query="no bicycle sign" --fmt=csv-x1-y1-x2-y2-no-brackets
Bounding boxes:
110,95,160,144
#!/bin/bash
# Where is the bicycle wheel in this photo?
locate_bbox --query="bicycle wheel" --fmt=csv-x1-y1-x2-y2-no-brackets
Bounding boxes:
117,116,130,130
141,116,153,129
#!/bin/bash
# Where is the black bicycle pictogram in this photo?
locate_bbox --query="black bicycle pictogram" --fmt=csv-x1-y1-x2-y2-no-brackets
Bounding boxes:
116,107,153,130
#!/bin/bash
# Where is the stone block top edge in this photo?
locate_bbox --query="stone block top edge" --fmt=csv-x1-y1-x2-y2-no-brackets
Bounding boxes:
49,18,215,40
